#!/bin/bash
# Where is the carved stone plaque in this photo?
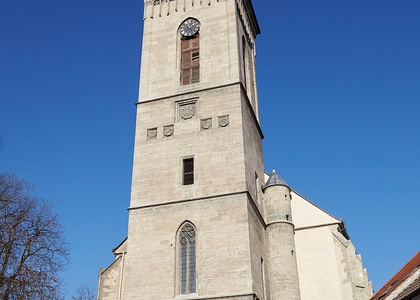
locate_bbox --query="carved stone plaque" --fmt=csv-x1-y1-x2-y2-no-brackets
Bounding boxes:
201,118,212,130
180,104,196,120
147,128,157,140
218,115,229,127
163,125,174,137
176,99,198,122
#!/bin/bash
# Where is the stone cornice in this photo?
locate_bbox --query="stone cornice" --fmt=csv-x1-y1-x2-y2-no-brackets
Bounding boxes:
236,0,260,38
142,0,261,41
144,0,228,19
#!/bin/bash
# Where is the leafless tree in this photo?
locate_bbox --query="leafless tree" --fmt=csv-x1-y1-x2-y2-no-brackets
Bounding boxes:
0,172,69,300
71,284,96,300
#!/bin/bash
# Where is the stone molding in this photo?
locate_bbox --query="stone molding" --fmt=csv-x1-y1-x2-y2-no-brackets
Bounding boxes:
143,0,260,42
144,0,227,19
235,0,260,41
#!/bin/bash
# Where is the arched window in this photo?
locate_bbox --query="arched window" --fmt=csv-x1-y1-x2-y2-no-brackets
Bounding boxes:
179,19,201,85
179,222,196,294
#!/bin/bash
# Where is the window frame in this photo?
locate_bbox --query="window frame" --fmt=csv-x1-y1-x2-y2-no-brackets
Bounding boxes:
179,19,201,85
182,157,194,185
177,222,197,295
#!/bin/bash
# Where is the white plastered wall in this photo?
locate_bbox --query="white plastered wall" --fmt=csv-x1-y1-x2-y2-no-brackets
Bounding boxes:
291,191,372,300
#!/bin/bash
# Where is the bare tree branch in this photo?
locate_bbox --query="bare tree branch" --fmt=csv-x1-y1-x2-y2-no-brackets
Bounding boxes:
71,284,96,300
0,173,69,300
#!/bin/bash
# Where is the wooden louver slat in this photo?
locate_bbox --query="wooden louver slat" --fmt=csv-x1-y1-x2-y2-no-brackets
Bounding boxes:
181,35,200,85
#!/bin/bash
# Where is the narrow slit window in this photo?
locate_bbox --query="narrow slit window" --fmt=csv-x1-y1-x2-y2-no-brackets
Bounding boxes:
179,223,196,294
255,172,259,204
242,36,247,87
183,158,194,185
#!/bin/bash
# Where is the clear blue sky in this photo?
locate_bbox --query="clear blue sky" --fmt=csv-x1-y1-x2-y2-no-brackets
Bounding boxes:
1,0,419,297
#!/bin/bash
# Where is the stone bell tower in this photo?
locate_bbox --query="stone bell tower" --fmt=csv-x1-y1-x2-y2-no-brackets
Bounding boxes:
98,1,375,299
97,0,276,299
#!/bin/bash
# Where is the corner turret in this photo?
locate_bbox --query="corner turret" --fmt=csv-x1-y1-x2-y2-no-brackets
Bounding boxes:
263,169,301,300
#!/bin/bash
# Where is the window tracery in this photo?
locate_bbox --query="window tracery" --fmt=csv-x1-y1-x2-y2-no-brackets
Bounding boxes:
179,222,196,294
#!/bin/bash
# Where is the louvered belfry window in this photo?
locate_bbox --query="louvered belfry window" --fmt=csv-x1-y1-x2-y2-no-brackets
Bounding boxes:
183,158,194,185
181,35,200,85
180,223,196,294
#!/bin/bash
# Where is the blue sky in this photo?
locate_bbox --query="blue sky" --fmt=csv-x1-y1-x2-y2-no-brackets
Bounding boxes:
1,0,419,297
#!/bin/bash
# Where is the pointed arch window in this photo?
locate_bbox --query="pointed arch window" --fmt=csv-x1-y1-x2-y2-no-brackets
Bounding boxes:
179,222,196,294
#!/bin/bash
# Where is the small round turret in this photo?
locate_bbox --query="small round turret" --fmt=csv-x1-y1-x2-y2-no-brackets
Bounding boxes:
263,170,301,300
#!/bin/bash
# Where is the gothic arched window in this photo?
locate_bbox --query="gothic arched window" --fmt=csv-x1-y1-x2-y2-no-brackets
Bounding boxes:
179,19,201,85
179,222,196,294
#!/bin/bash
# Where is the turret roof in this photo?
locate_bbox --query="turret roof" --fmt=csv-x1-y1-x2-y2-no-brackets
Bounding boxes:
264,169,289,189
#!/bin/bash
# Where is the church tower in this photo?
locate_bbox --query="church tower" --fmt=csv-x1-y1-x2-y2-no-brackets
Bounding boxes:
118,0,268,299
98,0,374,299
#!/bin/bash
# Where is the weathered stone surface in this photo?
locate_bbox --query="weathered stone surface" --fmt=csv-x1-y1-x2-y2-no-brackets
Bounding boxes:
97,1,373,299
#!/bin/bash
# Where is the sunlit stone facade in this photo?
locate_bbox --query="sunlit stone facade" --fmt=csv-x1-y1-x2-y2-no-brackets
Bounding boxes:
97,1,373,299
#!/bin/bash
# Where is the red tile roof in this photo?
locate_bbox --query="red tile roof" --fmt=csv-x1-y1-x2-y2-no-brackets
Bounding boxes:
371,251,420,300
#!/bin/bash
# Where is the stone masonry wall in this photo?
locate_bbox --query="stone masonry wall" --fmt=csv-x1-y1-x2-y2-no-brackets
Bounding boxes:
123,193,254,299
139,0,240,101
130,84,249,208
97,257,123,300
